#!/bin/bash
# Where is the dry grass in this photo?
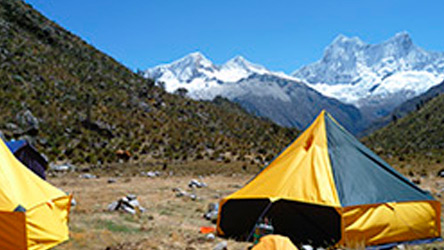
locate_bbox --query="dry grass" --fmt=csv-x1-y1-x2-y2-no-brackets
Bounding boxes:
50,173,251,250
47,166,444,250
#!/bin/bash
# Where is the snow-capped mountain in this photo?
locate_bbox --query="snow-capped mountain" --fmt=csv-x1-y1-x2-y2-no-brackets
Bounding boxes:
145,33,444,133
145,52,293,100
145,52,363,133
293,32,444,119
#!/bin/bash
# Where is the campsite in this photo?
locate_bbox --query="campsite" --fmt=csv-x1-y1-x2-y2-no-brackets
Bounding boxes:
3,111,444,249
2,0,444,249
47,162,444,250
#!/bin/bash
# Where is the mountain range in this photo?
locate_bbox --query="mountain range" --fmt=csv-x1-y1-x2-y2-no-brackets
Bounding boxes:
294,32,444,120
146,32,444,134
145,53,364,133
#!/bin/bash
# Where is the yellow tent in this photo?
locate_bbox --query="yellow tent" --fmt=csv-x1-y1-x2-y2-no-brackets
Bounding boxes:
0,139,71,250
252,235,298,250
217,111,440,248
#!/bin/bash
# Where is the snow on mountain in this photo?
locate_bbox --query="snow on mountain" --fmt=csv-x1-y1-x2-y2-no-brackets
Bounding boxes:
293,32,444,117
145,52,362,133
144,52,298,100
145,32,444,132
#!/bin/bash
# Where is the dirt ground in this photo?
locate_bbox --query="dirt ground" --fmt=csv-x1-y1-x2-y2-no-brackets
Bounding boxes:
50,173,251,250
49,171,444,250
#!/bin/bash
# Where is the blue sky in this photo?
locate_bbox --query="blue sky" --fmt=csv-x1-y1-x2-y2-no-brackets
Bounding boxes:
25,0,444,73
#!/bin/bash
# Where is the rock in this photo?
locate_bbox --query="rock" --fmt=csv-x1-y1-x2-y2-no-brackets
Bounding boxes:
71,198,77,207
16,109,39,129
188,178,207,188
190,194,197,201
173,188,188,197
50,163,76,172
138,101,151,112
78,173,97,179
81,119,114,138
213,241,227,250
107,178,117,184
301,245,314,250
141,171,161,177
206,233,215,241
107,194,145,215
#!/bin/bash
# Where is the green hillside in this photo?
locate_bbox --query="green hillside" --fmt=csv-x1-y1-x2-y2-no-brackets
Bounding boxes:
0,0,298,167
364,93,444,174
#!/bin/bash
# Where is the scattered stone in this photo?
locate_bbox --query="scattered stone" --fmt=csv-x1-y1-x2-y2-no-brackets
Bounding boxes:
50,163,76,172
78,173,97,179
206,233,215,241
396,244,405,250
141,171,161,178
71,198,77,207
301,245,314,250
173,187,187,197
190,194,197,201
16,109,39,129
107,194,145,215
189,178,207,188
437,169,444,177
213,241,227,250
81,119,114,138
107,178,117,184
172,187,199,200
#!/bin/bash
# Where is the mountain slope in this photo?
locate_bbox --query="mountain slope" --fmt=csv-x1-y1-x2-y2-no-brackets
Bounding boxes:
362,80,444,136
293,32,444,120
0,0,298,165
364,93,444,159
145,53,364,133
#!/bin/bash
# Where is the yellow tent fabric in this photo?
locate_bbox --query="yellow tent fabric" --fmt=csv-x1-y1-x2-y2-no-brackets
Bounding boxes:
252,234,299,250
217,110,440,248
0,139,71,250
341,200,440,247
221,111,340,206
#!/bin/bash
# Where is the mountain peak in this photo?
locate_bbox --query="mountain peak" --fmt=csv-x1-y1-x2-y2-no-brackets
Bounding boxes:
386,31,413,50
223,55,267,73
225,55,251,67
181,52,212,65
331,34,365,47
228,55,247,63
187,51,205,59
391,31,412,41
164,51,215,72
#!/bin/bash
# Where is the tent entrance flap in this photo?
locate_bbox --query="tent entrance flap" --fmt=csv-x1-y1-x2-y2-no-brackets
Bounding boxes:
219,199,341,247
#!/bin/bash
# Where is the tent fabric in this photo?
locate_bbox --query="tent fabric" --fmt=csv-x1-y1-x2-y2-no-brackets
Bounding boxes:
5,140,47,180
251,234,299,250
324,114,433,206
341,200,440,247
6,140,28,153
221,113,340,207
217,110,441,248
0,139,71,250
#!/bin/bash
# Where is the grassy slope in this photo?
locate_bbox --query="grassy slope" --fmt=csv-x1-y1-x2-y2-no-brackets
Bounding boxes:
364,94,444,175
0,0,298,166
